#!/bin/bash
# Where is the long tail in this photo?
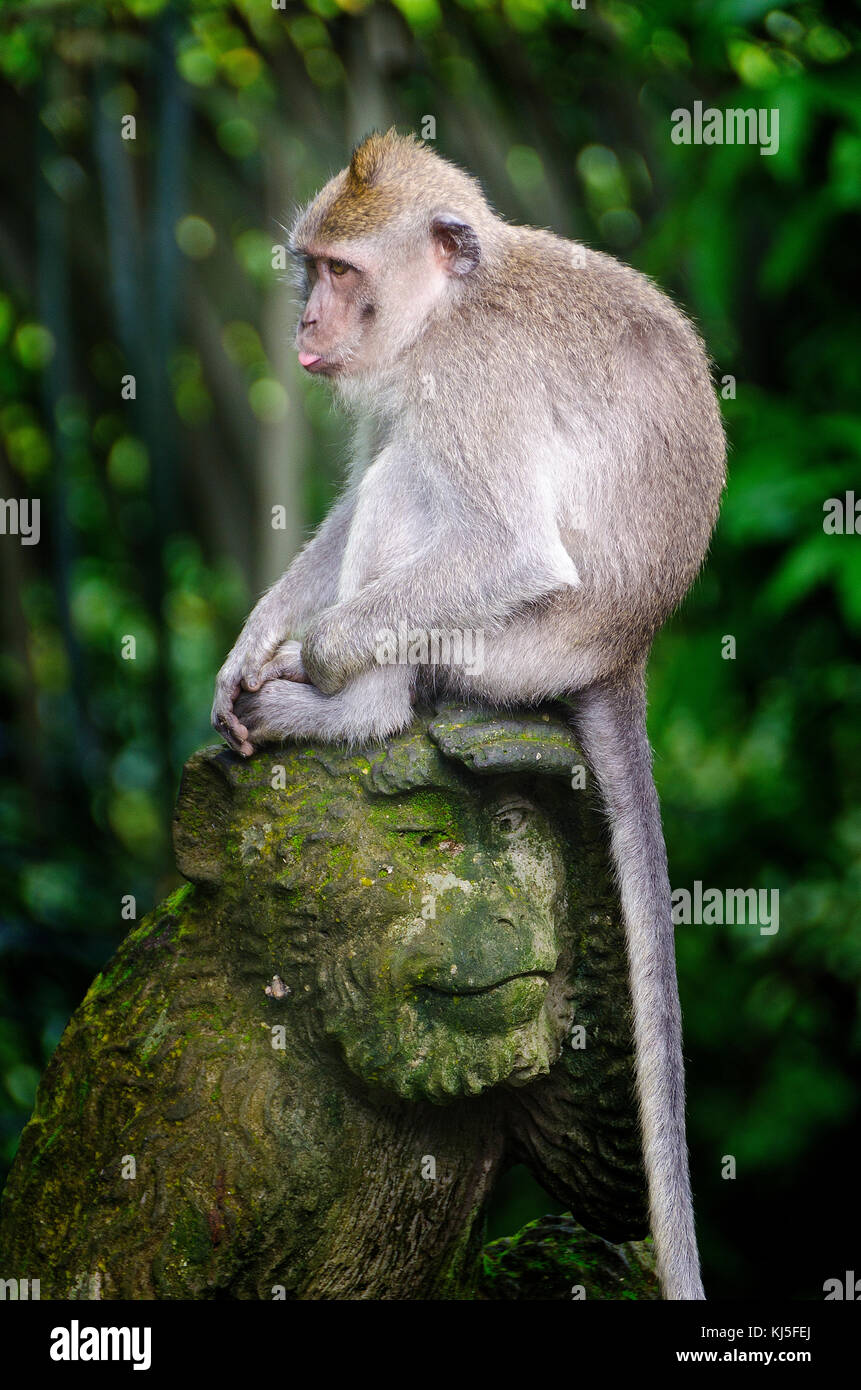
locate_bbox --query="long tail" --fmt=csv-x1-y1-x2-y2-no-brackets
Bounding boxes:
571,665,704,1300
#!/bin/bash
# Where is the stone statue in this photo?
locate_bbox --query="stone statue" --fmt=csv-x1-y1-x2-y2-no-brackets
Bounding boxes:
0,705,656,1299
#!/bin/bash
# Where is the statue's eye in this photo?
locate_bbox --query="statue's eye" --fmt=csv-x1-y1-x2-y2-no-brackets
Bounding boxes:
329,259,349,276
494,805,529,834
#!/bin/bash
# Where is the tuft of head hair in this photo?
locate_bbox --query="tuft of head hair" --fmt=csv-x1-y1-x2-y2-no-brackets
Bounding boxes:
294,129,490,248
346,128,422,191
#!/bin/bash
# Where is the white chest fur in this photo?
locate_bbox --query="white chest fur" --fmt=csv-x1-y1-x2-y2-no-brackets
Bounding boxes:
337,447,430,602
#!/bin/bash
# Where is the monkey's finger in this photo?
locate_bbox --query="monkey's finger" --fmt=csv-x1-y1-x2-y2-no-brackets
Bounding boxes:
216,727,242,754
254,657,310,686
222,707,249,740
213,682,242,725
216,708,250,752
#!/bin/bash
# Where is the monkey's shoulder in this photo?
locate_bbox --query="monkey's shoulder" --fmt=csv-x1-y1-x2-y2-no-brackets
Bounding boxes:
480,228,703,355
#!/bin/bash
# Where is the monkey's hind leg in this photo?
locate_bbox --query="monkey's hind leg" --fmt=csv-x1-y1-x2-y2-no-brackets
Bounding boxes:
571,664,705,1301
235,665,415,749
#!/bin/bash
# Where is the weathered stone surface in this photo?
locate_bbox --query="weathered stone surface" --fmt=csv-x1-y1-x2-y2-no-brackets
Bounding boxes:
0,704,647,1299
481,1214,659,1300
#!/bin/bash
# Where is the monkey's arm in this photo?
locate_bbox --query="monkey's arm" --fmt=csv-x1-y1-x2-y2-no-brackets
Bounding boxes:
212,493,355,751
302,485,580,695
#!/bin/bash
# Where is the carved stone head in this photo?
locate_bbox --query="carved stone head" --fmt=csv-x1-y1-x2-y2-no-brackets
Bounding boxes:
173,704,646,1245
0,705,646,1301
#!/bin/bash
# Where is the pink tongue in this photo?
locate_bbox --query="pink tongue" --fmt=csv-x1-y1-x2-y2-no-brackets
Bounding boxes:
298,351,321,367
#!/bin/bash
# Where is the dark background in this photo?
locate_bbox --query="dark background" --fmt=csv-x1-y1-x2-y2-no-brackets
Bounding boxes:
0,0,859,1299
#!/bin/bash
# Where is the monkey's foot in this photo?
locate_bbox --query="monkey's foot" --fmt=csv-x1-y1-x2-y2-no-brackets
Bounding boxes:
233,667,413,749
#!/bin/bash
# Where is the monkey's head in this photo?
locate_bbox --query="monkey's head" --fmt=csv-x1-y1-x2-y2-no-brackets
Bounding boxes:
289,130,491,388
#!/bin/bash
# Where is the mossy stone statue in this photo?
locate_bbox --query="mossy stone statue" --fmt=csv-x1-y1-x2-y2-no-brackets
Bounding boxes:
0,704,656,1299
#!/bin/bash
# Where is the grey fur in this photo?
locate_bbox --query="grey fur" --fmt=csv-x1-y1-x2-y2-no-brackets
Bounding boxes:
211,134,725,1300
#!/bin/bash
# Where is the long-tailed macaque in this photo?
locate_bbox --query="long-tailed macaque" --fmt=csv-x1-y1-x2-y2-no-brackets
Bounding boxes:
211,130,726,1300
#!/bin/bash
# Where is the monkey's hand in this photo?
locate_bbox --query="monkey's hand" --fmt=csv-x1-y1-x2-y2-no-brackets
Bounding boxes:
212,640,309,756
231,684,276,752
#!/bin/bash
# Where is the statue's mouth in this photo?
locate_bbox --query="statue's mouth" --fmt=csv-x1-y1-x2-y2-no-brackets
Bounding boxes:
420,970,552,997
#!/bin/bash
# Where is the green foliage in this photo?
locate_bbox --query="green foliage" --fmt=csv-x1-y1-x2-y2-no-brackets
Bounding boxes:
0,0,859,1299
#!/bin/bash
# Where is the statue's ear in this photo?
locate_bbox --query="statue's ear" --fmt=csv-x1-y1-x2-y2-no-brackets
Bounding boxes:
173,748,237,888
428,703,582,779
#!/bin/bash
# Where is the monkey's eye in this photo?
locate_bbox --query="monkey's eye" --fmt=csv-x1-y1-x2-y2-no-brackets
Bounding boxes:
493,804,530,834
304,257,318,284
329,259,350,277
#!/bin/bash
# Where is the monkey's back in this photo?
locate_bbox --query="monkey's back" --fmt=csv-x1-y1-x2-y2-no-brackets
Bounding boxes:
457,226,726,626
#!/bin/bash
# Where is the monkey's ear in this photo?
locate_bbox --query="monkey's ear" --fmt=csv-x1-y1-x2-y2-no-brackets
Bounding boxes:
431,213,480,276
